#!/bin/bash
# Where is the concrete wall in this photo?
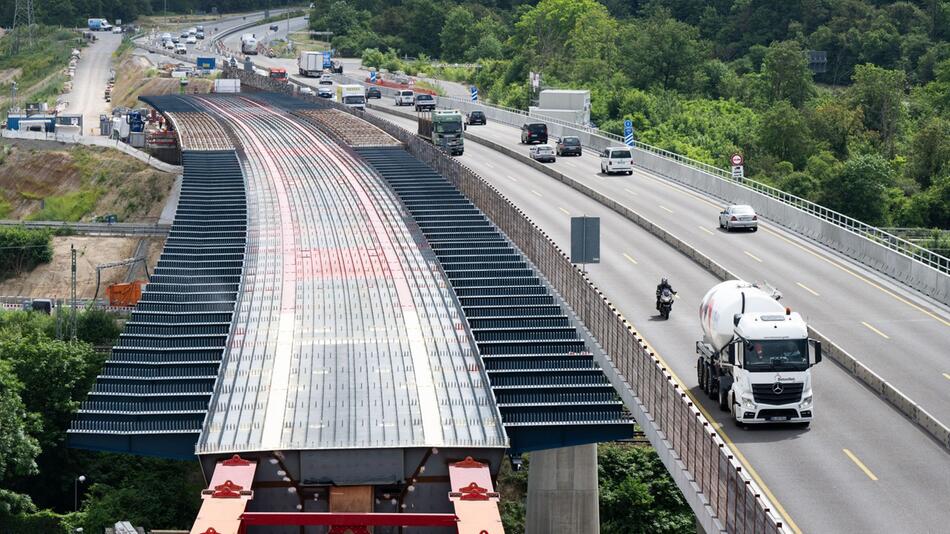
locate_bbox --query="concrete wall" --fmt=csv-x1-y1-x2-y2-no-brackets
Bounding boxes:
526,445,600,534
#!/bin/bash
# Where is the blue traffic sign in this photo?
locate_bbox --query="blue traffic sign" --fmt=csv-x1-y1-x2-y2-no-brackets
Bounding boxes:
470,86,478,102
370,71,378,83
623,120,634,147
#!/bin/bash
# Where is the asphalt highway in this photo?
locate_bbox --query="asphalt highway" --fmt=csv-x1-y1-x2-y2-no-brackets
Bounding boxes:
369,108,950,534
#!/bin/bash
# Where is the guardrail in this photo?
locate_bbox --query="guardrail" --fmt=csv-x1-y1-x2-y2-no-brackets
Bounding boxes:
0,129,183,174
229,66,786,534
0,220,171,236
333,73,950,305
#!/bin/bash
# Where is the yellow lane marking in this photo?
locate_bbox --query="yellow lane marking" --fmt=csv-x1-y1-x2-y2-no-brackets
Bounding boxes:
760,227,950,328
699,226,714,235
531,190,543,198
843,449,879,481
624,187,638,196
506,175,518,183
796,282,820,297
744,250,763,263
659,205,674,214
559,207,571,215
642,173,949,327
862,321,890,340
943,373,950,381
623,253,638,265
630,334,802,533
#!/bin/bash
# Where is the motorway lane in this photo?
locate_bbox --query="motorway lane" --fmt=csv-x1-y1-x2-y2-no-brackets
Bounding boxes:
219,16,309,57
378,108,950,429
369,108,950,534
66,32,122,134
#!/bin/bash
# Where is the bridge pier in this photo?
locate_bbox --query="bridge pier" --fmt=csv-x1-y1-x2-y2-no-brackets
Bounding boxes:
526,444,600,534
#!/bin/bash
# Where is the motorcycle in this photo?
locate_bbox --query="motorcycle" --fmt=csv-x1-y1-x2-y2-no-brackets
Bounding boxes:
658,288,674,319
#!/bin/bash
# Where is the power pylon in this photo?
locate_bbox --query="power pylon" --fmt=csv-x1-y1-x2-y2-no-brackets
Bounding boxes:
11,0,36,53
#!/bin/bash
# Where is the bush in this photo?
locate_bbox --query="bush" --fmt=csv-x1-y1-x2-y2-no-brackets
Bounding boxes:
0,509,67,534
0,227,53,281
77,309,121,346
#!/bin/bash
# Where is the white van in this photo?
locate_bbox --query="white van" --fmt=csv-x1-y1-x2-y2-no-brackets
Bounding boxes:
600,146,634,175
395,89,414,106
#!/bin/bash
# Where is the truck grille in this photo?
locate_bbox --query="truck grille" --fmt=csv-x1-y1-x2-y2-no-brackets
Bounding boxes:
752,383,803,405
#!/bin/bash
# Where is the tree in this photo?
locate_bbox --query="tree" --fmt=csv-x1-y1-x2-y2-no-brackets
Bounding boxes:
0,361,40,484
806,97,864,158
311,0,368,37
822,153,894,224
621,13,705,92
761,40,814,108
907,116,950,189
467,34,504,62
440,6,476,62
849,64,906,157
757,100,814,169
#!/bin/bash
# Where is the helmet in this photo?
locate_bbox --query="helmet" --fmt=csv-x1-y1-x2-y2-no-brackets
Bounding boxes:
661,277,668,285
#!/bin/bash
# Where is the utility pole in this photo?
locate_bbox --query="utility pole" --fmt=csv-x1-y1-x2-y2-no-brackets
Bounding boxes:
70,244,77,341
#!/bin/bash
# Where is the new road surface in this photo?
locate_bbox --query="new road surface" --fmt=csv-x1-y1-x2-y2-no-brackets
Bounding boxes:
66,31,122,134
369,108,950,534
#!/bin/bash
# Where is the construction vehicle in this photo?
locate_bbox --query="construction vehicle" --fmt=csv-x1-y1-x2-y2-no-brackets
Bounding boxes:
418,110,464,156
696,280,821,426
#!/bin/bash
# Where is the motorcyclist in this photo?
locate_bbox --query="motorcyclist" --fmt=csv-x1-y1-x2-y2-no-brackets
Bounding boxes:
656,277,676,310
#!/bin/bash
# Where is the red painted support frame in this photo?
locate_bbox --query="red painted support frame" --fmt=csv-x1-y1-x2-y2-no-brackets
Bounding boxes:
239,512,459,527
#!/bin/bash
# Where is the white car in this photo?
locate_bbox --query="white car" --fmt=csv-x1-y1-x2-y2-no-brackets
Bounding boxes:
186,35,197,44
395,89,414,106
164,40,175,50
317,86,333,98
174,43,187,54
600,146,634,175
299,86,315,96
529,144,556,163
719,204,759,232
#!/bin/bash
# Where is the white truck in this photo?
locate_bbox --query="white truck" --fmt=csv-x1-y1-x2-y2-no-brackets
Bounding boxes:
696,280,821,426
337,84,366,110
241,33,258,55
298,51,323,77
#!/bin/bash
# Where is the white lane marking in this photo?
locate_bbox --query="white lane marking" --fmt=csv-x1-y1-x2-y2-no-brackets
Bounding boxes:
506,174,518,182
624,188,638,196
744,250,763,263
623,253,638,265
699,226,714,235
531,189,543,198
796,282,820,297
659,205,674,214
559,206,571,215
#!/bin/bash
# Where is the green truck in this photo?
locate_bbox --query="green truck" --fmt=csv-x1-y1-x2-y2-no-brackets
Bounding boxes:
418,110,464,156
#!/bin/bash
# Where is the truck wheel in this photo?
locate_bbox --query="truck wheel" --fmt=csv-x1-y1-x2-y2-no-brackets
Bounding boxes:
697,359,706,390
718,384,729,412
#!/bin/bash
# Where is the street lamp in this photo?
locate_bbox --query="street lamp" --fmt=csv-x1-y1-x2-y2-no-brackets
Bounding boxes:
75,475,86,511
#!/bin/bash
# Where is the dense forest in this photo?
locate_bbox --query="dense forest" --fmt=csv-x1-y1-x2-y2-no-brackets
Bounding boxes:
314,0,950,230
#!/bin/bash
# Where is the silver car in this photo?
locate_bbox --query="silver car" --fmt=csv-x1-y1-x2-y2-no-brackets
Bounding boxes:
719,204,758,232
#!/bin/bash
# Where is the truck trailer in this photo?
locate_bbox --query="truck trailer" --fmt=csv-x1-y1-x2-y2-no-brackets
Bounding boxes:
695,280,821,426
418,110,464,156
298,51,323,77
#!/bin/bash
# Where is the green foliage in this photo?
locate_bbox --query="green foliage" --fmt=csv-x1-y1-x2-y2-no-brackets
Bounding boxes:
76,309,121,346
620,11,704,92
26,188,103,222
761,40,815,108
0,360,41,483
0,226,53,281
757,100,814,169
823,154,896,225
849,64,907,156
0,26,77,90
0,508,67,533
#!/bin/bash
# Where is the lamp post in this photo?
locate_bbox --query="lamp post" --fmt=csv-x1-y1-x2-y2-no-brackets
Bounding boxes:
74,475,86,511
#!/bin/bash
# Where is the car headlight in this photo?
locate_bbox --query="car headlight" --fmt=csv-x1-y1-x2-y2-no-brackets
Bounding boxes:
800,395,812,409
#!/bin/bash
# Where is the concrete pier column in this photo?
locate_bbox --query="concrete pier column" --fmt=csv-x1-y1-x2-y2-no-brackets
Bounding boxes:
526,444,599,534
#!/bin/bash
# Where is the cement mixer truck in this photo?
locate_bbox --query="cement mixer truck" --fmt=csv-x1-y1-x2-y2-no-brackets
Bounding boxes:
696,280,822,426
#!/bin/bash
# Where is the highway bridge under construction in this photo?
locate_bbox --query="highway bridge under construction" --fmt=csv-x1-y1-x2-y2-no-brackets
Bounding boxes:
68,93,634,533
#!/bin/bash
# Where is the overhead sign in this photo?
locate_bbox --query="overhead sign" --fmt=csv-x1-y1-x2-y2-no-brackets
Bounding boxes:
571,216,600,265
730,153,744,166
623,119,634,147
470,86,478,102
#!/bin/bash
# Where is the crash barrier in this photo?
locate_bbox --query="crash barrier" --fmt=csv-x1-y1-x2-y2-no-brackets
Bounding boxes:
228,66,787,533
432,123,950,452
335,72,950,306
0,129,182,173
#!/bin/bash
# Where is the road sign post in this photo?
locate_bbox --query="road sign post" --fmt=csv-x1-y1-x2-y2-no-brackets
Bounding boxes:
470,86,478,102
370,71,377,83
730,153,745,180
623,119,634,147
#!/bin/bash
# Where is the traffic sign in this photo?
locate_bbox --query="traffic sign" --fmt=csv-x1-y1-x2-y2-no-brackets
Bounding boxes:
470,86,478,102
369,71,377,83
730,153,744,166
623,120,634,147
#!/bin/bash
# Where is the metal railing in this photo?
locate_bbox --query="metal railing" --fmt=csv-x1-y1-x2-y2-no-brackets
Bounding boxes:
0,220,171,236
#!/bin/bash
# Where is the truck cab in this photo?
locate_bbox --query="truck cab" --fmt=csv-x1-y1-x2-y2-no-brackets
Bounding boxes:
696,281,821,427
269,68,288,83
337,84,366,110
419,110,464,156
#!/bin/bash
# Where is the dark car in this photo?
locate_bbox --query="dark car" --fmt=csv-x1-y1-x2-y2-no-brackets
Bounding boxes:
269,24,279,32
521,122,548,144
466,110,486,125
556,136,582,156
366,86,381,99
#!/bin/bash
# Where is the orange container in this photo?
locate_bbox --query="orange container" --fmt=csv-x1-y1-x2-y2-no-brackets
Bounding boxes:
106,280,144,307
